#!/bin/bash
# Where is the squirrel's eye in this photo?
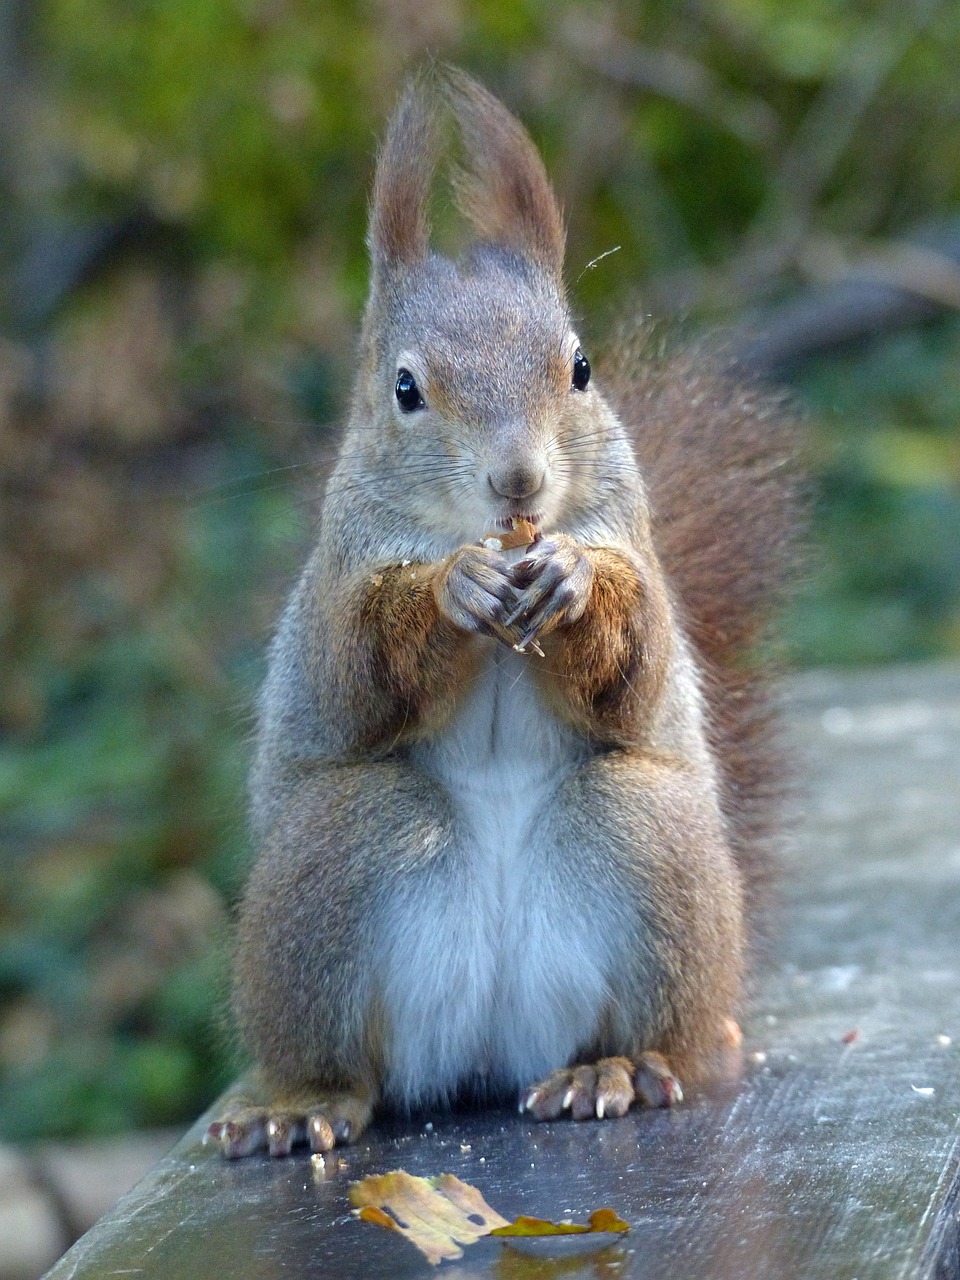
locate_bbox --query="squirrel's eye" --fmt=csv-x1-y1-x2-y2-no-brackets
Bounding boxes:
396,368,425,412
572,348,591,392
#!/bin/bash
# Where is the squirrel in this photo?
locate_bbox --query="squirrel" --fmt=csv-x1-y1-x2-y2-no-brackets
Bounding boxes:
207,67,799,1159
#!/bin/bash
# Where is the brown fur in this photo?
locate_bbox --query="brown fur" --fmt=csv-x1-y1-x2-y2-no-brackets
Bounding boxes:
368,72,439,270
212,70,801,1159
303,557,484,756
536,547,674,745
444,66,566,282
554,747,746,1083
605,331,803,921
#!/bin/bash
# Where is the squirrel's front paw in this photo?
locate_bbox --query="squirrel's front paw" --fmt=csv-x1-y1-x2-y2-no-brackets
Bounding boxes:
505,536,594,644
434,545,517,637
205,1088,372,1158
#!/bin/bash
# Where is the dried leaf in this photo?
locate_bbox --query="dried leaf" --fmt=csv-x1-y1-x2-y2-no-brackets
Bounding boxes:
350,1171,510,1265
357,1205,397,1229
490,1208,630,1238
351,1170,629,1265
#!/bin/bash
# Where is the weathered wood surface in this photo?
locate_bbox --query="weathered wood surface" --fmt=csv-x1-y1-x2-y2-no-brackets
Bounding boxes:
43,664,960,1279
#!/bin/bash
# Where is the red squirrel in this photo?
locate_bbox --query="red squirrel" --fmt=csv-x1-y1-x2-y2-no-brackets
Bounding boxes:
208,67,799,1158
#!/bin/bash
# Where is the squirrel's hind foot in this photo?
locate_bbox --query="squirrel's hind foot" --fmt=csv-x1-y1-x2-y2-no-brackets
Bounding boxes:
205,1087,373,1159
520,1053,683,1122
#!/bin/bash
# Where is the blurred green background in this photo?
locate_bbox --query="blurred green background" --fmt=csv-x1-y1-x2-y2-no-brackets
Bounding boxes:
2,0,960,1142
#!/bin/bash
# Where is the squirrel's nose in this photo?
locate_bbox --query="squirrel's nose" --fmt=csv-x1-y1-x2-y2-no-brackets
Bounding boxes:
487,463,545,501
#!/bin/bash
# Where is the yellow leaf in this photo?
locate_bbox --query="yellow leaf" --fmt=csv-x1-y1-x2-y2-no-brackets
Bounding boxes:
349,1171,510,1265
490,1208,630,1237
357,1206,397,1230
351,1171,628,1264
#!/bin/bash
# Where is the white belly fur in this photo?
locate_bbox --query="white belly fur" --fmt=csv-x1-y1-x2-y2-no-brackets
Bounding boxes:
380,647,613,1106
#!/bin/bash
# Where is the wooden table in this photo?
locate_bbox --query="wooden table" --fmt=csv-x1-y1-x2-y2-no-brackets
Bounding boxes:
43,665,960,1279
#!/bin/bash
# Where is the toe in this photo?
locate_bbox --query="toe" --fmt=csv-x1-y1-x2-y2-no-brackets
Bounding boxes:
219,1111,269,1159
595,1057,636,1118
521,1070,575,1120
308,1114,335,1153
634,1051,683,1108
266,1111,306,1157
568,1066,599,1121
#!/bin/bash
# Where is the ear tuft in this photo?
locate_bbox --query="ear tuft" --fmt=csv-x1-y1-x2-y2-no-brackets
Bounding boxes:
443,66,566,284
368,73,440,272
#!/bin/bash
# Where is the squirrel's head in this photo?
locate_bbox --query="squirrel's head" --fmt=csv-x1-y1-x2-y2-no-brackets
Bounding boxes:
349,67,622,546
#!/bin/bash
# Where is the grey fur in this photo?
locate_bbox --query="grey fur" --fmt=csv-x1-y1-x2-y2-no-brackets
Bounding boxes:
212,69,795,1159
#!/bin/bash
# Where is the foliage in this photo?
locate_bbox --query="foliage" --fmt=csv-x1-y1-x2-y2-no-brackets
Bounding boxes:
789,315,960,665
1,0,959,1139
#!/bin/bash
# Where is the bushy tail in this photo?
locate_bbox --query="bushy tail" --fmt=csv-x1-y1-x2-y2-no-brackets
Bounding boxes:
605,325,804,927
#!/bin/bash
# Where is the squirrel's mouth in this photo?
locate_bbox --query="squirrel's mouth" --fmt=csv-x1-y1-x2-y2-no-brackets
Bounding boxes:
494,512,542,530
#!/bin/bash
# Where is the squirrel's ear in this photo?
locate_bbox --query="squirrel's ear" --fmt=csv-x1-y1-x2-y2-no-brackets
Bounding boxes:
368,74,440,274
444,67,566,286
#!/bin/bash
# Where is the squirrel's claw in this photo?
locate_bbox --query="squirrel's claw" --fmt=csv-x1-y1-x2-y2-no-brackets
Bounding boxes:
206,1089,372,1159
505,536,593,638
521,1057,639,1123
633,1052,684,1108
434,544,518,637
